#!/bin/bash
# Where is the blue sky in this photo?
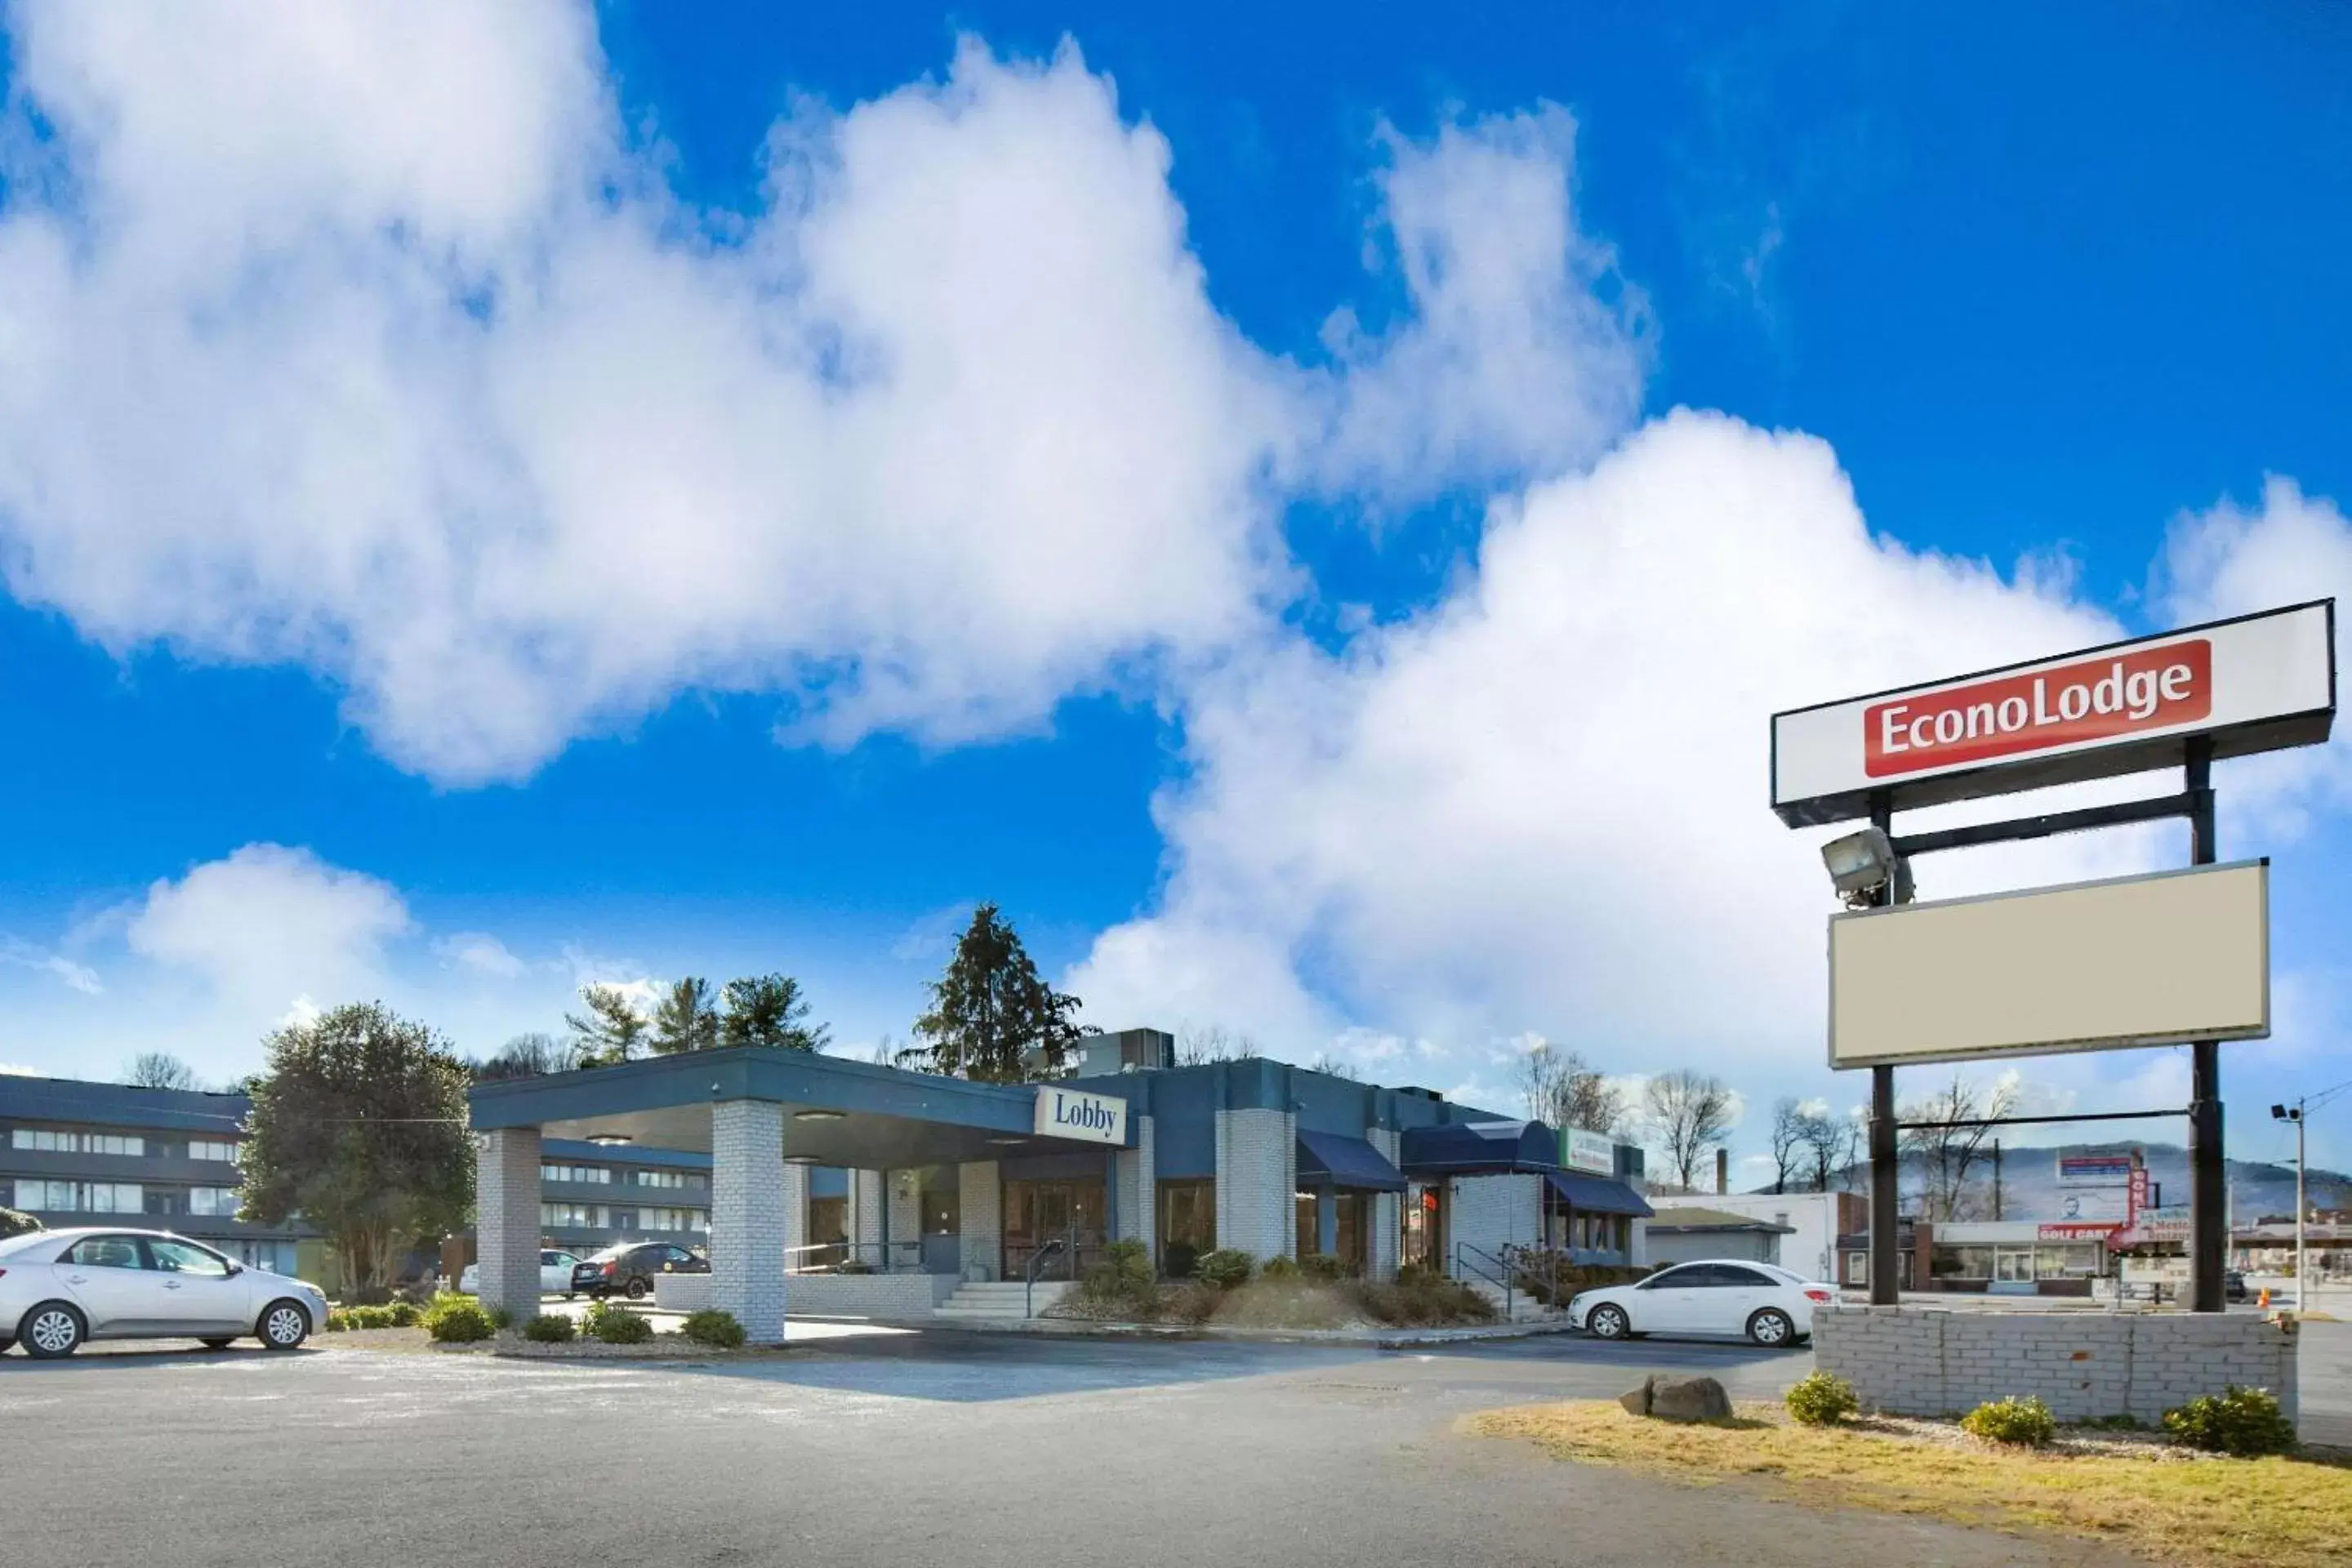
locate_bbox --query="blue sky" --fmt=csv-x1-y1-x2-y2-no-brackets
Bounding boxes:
0,2,2346,1178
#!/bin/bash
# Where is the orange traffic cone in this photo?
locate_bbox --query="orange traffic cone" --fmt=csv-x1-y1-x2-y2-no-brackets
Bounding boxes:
2258,1287,2271,1311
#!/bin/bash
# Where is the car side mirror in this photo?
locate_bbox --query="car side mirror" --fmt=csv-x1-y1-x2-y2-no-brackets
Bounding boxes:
225,1263,243,1276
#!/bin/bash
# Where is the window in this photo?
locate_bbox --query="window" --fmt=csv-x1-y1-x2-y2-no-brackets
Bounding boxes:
189,1139,238,1163
1713,1265,1775,1287
65,1235,148,1269
1638,1265,1699,1290
145,1188,186,1215
1157,1179,1214,1277
635,1169,691,1189
189,1187,240,1217
541,1164,612,1185
638,1208,708,1234
145,1237,232,1277
1845,1251,1869,1285
539,1202,604,1228
15,1179,141,1212
11,1129,145,1156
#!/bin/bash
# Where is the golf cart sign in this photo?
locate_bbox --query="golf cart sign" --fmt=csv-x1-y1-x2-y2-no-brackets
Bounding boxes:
1771,601,2334,827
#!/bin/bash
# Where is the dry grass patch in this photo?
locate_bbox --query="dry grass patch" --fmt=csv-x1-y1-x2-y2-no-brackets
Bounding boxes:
1470,1399,2352,1568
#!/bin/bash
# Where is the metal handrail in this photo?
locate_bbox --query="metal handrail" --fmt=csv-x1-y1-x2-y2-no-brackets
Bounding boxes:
1454,1241,1512,1319
1024,1237,1068,1318
1500,1242,1562,1310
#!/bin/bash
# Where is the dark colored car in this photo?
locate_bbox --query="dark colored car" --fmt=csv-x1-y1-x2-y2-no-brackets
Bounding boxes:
572,1242,709,1301
2225,1270,2248,1303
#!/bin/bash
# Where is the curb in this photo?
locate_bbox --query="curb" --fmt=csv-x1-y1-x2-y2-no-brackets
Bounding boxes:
884,1316,1580,1347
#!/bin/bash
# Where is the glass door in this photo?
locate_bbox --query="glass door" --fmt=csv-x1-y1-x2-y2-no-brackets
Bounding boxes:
1002,1178,1106,1281
1401,1183,1446,1272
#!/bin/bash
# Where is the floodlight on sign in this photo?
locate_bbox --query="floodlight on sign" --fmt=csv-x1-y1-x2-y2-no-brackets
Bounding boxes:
1822,827,1913,908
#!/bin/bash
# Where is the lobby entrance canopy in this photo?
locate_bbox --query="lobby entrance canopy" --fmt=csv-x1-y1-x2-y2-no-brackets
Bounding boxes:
467,1048,1133,1342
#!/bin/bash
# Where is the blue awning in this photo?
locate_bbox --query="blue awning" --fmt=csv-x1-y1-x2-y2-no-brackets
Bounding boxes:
1544,1170,1654,1218
1296,1129,1408,1192
1399,1119,1556,1174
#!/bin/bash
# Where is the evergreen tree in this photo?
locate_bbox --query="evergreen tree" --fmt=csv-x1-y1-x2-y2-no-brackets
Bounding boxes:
719,973,828,1051
907,903,1081,1083
564,984,650,1066
651,977,721,1054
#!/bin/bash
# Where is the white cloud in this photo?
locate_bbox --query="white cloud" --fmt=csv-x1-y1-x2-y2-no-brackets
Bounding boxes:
126,843,412,1022
1073,411,2170,1089
0,7,1628,785
1,938,101,996
434,931,528,980
0,1062,37,1076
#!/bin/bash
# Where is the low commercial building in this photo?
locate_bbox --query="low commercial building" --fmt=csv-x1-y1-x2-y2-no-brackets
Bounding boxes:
1929,1220,2109,1296
1649,1191,1860,1281
1642,1206,1795,1267
465,1029,1655,1341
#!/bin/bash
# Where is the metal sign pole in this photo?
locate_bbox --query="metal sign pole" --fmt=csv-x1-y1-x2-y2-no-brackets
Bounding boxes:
2186,737,2225,1314
1867,794,1900,1306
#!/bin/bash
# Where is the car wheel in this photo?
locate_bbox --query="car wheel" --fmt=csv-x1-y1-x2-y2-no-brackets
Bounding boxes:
199,1337,237,1351
1748,1307,1796,1348
625,1278,649,1301
19,1302,85,1359
259,1299,312,1351
1587,1303,1631,1341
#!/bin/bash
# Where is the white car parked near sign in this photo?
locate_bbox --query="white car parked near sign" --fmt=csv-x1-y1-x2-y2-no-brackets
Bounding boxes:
1566,1260,1837,1348
457,1250,581,1298
0,1227,332,1359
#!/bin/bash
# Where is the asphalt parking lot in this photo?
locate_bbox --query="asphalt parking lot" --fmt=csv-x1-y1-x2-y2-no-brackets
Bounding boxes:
0,1324,2182,1568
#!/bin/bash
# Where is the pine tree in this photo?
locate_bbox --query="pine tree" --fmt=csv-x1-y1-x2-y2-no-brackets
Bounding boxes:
651,977,720,1054
564,985,650,1066
908,903,1081,1083
719,973,828,1051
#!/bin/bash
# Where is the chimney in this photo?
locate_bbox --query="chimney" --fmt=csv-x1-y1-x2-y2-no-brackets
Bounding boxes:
1716,1147,1729,1195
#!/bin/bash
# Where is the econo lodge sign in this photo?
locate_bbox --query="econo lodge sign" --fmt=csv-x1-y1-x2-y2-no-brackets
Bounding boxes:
1773,600,2334,826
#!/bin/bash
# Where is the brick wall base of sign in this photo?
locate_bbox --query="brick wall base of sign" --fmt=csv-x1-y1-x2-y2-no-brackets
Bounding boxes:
1811,1306,2298,1423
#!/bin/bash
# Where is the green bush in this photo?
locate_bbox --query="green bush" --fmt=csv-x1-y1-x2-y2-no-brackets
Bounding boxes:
523,1313,577,1343
1160,1281,1222,1325
1785,1370,1860,1427
324,1309,352,1333
1258,1254,1299,1281
1298,1253,1351,1283
679,1310,746,1348
0,1205,41,1240
586,1302,653,1344
2163,1386,2296,1457
426,1302,495,1343
484,1303,514,1331
1959,1395,2056,1447
1349,1272,1497,1327
1194,1250,1254,1290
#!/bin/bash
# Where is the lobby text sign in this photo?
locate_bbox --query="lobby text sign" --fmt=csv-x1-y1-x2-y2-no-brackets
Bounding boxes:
1828,861,2270,1069
1034,1085,1128,1145
1772,601,2333,826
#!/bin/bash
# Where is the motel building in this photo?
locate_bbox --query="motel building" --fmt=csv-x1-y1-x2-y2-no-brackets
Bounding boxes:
466,1029,1654,1339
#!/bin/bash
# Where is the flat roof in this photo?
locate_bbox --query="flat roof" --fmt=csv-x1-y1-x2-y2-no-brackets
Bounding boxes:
467,1047,1135,1166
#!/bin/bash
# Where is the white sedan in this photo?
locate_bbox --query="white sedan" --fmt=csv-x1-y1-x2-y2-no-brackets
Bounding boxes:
0,1227,332,1359
457,1249,581,1298
1566,1260,1837,1348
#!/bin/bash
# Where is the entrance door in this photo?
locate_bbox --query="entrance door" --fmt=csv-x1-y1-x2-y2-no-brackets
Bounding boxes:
1002,1178,1106,1281
1401,1183,1446,1272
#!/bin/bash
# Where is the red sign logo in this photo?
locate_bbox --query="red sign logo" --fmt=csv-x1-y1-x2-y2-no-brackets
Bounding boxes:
1864,639,2212,778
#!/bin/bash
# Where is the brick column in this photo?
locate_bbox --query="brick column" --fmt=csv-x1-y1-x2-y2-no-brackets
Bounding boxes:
959,1160,1002,1281
710,1100,786,1343
781,1162,810,1272
850,1169,886,1267
476,1127,541,1324
1367,1128,1401,1280
1214,1108,1295,1263
1114,1114,1156,1260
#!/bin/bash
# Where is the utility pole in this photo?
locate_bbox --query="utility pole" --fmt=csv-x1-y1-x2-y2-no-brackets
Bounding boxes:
1868,795,1900,1307
1992,1139,2003,1222
2186,737,2226,1314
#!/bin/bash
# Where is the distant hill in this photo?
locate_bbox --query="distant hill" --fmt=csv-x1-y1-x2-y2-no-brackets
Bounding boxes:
1753,1140,2348,1223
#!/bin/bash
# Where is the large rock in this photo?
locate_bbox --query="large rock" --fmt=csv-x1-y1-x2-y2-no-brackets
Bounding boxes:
1619,1377,1655,1415
1644,1374,1732,1423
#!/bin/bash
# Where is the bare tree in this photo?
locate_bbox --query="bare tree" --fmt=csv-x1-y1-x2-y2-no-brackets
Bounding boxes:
1768,1098,1809,1194
1643,1070,1736,1191
125,1052,199,1091
469,1032,580,1083
1797,1106,1864,1192
1516,1043,1626,1135
1900,1072,2019,1220
1306,1054,1361,1080
1176,1024,1258,1066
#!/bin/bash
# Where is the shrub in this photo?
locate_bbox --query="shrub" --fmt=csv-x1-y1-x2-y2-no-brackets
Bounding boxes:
484,1303,514,1331
2163,1386,2296,1457
1194,1250,1254,1290
523,1313,577,1344
679,1310,746,1348
1785,1370,1860,1427
1212,1279,1348,1330
324,1309,352,1333
586,1302,653,1344
1161,1281,1222,1325
385,1302,421,1328
1351,1272,1497,1328
0,1205,41,1240
1258,1254,1299,1281
1298,1253,1351,1283
346,1284,395,1307
1960,1395,2056,1447
426,1302,495,1343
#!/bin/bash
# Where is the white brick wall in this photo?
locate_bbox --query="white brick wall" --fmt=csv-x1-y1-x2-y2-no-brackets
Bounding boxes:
1367,1128,1401,1281
781,1162,810,1269
1214,1108,1294,1262
710,1100,787,1343
1447,1173,1542,1278
1813,1307,2301,1423
959,1160,1002,1281
850,1169,885,1260
476,1127,542,1322
1114,1115,1156,1254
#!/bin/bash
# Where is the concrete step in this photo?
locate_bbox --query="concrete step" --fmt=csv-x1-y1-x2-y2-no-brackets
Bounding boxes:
1465,1278,1558,1322
936,1281,1075,1320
